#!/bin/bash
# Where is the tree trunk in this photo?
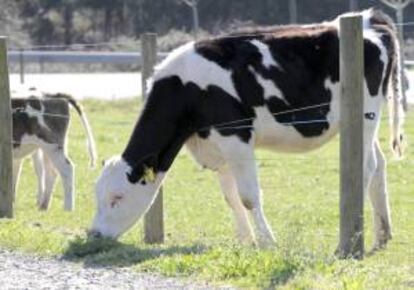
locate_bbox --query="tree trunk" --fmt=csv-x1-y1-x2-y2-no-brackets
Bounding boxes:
349,0,358,11
104,6,112,41
63,3,73,45
289,0,297,24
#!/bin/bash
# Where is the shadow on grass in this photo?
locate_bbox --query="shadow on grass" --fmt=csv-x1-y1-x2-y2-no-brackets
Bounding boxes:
62,236,207,268
265,265,298,289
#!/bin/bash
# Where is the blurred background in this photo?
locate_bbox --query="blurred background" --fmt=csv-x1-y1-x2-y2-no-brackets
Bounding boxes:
1,0,413,100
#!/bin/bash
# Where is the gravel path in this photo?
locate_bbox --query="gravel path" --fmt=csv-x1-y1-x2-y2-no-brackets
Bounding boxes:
0,249,230,290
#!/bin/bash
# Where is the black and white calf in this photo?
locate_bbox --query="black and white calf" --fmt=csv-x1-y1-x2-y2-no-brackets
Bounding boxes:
12,92,97,211
90,10,404,250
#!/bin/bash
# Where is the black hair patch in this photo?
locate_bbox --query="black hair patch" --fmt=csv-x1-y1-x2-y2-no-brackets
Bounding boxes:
364,112,376,120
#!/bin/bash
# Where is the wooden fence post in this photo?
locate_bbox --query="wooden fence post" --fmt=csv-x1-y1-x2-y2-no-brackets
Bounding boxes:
141,33,164,244
0,37,14,218
19,48,24,84
144,190,164,244
141,33,157,102
338,15,364,259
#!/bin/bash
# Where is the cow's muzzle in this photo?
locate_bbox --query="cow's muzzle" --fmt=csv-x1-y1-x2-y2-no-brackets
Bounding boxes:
87,229,102,239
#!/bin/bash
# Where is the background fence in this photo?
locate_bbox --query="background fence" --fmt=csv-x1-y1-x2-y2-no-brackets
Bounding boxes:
0,33,166,244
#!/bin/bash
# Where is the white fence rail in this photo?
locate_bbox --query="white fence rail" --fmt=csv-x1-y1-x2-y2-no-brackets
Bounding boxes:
7,50,168,65
7,49,414,66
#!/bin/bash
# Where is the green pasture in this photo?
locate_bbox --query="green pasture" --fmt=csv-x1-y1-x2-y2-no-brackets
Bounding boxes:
0,99,413,289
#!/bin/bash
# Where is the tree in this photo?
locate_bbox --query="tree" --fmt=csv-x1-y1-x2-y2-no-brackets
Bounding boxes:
0,0,29,47
81,0,126,40
181,0,200,39
289,0,297,23
62,0,75,45
349,0,358,10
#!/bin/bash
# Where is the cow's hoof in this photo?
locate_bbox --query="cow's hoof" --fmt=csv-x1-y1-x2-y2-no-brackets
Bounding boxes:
257,238,276,249
334,246,364,259
241,239,257,248
38,202,50,211
64,205,74,211
371,232,392,253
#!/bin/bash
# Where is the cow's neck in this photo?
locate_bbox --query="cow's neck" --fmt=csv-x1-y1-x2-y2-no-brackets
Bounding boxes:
121,77,193,183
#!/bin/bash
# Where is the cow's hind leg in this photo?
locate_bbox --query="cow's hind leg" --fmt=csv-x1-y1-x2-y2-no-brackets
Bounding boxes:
37,152,58,211
368,141,392,250
12,159,23,201
217,166,255,245
42,145,74,211
362,94,392,250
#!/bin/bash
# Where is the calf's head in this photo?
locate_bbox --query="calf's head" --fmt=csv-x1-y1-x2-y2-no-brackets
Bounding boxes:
89,156,163,239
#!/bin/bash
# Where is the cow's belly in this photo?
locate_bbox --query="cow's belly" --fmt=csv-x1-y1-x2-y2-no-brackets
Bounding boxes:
13,135,42,160
185,134,226,171
13,143,38,160
253,107,339,153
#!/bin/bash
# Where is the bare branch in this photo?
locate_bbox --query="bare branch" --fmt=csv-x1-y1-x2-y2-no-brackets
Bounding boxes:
401,0,412,8
181,0,198,7
379,0,412,9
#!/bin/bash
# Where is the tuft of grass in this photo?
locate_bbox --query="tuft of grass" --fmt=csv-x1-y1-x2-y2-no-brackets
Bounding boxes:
1,98,413,288
64,236,119,258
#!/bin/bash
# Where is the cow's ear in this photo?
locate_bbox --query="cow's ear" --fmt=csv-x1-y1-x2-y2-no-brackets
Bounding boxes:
142,165,156,183
102,155,122,168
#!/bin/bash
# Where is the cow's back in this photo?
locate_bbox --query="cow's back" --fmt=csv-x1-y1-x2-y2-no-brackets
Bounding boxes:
12,98,70,150
146,9,396,154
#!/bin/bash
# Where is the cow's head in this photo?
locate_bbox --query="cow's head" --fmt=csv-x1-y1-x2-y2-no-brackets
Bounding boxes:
89,156,163,239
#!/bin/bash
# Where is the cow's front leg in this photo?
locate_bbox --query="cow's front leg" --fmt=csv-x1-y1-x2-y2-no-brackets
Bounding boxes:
219,139,275,248
218,166,255,245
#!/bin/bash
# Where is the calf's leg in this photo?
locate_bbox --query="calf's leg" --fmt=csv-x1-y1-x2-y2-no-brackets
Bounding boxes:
12,159,23,201
218,137,275,248
32,150,46,209
217,165,255,245
42,145,74,211
362,96,392,250
37,152,58,211
368,141,392,250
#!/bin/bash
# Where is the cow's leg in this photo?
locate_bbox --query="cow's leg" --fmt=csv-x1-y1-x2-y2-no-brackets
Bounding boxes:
42,145,74,211
217,165,255,245
232,160,275,248
32,150,46,207
38,153,58,211
218,138,275,248
12,159,23,201
368,141,392,250
361,93,393,250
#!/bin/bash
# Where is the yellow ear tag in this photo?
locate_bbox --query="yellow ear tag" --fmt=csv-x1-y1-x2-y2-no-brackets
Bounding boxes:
143,165,156,183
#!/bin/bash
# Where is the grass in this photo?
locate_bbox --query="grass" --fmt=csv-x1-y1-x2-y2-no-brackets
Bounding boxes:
1,98,413,289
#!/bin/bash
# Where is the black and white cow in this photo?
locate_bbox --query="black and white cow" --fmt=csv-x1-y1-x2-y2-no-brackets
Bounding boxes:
90,10,404,250
12,91,97,211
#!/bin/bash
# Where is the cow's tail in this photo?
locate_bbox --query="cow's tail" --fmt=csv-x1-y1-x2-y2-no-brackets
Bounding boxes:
47,93,97,167
370,9,406,158
389,40,405,158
